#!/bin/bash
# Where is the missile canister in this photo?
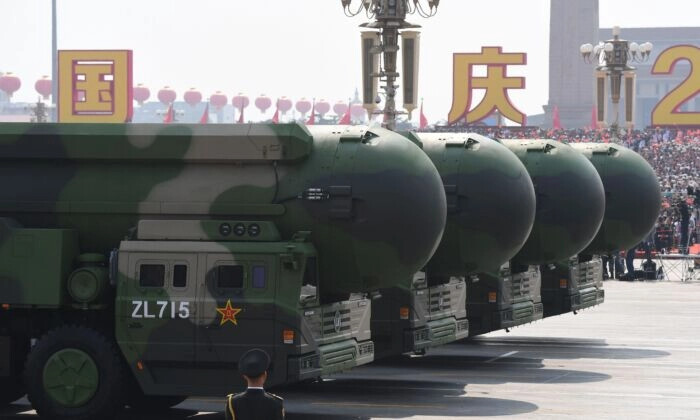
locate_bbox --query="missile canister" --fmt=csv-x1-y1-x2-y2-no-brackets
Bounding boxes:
406,132,537,276
501,139,605,265
570,143,661,254
0,123,446,295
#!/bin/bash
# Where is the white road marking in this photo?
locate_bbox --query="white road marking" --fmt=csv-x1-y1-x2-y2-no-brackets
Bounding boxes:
485,350,518,363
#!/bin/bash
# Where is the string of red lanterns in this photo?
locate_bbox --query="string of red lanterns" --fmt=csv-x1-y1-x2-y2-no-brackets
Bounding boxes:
1,74,364,121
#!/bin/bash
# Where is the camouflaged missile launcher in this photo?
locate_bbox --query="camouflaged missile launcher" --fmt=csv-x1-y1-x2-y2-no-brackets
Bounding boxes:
540,143,660,319
501,139,606,265
0,123,446,297
412,132,537,277
570,143,661,254
368,131,537,357
0,122,448,420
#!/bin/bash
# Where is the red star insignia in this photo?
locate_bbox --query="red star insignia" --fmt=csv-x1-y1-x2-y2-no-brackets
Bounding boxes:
216,299,242,326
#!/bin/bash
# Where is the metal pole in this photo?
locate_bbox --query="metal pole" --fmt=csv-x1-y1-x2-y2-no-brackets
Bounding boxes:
381,27,399,131
51,0,57,122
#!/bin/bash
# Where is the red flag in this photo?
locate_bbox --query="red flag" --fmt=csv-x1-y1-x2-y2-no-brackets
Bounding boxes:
237,106,245,124
306,101,316,125
419,100,428,129
271,99,280,124
590,105,598,130
163,104,174,124
199,103,209,124
338,101,351,125
552,105,562,130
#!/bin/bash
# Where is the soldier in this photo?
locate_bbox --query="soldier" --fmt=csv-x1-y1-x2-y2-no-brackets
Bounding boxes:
225,348,285,420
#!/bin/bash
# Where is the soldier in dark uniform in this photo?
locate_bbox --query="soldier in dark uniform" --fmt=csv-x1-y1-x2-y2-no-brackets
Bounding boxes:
225,348,285,420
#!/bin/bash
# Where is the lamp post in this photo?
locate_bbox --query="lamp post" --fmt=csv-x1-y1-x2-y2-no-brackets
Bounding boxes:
580,26,652,139
341,0,440,131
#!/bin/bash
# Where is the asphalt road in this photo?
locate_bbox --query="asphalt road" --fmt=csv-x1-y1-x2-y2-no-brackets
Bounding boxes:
3,278,699,419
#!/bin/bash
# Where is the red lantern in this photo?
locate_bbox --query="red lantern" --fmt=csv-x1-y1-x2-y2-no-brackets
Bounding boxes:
35,76,52,100
209,91,228,110
333,101,348,116
232,94,250,110
132,83,150,105
351,103,365,120
315,100,330,117
296,98,312,116
255,95,272,114
157,86,176,105
0,73,21,98
277,97,293,114
184,88,202,107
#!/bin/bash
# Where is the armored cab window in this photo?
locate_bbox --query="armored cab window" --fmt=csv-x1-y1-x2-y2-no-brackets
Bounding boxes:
217,265,244,289
139,264,165,288
173,264,187,288
252,266,266,289
303,257,318,287
300,257,318,301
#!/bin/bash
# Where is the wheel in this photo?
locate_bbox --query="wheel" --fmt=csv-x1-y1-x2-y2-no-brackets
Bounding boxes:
0,337,30,406
24,325,126,420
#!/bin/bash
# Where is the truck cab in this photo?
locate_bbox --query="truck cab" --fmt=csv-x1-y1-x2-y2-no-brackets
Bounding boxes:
541,255,605,318
1,218,373,418
116,220,374,396
468,263,543,336
371,273,468,359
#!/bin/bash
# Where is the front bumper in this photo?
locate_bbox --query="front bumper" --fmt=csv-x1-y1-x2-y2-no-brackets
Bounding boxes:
404,316,469,354
289,338,374,381
468,300,544,336
571,286,605,312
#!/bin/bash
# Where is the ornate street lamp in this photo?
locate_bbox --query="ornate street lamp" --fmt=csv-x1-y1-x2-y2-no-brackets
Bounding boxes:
341,0,441,130
580,26,652,138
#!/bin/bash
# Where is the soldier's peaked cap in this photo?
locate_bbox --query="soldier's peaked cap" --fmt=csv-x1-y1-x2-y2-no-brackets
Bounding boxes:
239,348,270,377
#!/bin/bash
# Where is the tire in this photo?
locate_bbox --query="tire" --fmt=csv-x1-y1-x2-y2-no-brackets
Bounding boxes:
0,337,30,406
24,325,126,420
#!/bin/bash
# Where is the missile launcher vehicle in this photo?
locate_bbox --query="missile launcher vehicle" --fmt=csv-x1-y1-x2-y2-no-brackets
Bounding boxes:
373,132,537,350
0,122,447,419
540,143,661,318
571,143,661,256
468,139,606,336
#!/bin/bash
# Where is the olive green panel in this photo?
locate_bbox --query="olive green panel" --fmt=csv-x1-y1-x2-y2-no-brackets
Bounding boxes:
0,219,79,306
0,123,313,162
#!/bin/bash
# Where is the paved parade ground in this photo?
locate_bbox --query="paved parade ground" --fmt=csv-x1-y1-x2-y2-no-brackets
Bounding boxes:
3,278,699,420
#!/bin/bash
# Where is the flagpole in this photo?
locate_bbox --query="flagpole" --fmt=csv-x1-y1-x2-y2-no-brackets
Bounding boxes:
51,0,58,121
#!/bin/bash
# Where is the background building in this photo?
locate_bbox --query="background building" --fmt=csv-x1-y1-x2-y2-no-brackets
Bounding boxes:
542,0,699,129
598,26,700,128
543,0,599,129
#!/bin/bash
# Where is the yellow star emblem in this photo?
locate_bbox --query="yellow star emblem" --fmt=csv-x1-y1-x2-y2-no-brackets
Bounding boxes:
216,299,242,326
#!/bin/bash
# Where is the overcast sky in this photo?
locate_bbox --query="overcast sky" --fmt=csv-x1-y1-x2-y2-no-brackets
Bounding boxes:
1,0,698,123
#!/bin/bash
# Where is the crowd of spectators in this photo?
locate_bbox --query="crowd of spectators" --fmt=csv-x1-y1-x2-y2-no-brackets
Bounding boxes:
422,124,700,254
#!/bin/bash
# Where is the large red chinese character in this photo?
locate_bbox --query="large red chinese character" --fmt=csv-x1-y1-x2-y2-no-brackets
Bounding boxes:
448,47,527,125
58,50,132,123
